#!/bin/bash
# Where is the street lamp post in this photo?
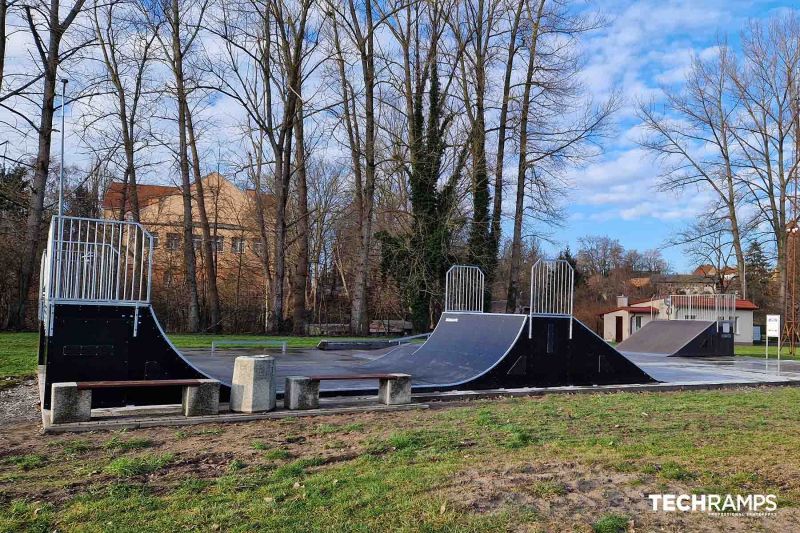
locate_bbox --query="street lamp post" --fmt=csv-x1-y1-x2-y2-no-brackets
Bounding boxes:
58,78,68,218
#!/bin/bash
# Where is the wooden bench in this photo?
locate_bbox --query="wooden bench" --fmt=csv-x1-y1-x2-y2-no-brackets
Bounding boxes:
284,373,412,410
76,379,211,390
50,378,220,424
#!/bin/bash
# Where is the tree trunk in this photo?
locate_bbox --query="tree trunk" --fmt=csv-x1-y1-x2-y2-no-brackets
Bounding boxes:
507,0,546,313
171,0,200,332
491,0,523,262
347,0,376,335
291,103,309,335
185,103,222,331
10,0,75,329
467,0,491,310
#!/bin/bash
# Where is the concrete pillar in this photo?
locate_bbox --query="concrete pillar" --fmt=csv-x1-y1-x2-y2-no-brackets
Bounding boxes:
230,355,276,413
284,376,319,410
50,382,92,424
378,374,412,405
182,379,220,416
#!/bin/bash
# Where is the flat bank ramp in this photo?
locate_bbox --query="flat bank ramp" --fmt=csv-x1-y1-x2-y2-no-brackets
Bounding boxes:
617,320,718,357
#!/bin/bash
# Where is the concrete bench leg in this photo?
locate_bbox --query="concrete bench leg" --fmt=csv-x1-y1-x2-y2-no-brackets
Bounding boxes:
231,355,276,413
379,374,412,405
284,377,319,410
182,379,220,416
51,382,92,424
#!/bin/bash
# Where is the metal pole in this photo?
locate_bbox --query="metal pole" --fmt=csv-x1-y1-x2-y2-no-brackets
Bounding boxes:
58,79,68,218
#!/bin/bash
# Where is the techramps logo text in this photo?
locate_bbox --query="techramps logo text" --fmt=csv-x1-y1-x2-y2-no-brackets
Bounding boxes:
648,493,778,517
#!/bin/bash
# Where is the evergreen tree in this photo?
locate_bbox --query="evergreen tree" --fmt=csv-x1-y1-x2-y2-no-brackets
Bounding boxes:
744,240,772,308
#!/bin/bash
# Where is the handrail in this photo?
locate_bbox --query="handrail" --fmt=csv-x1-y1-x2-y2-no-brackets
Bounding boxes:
39,215,155,333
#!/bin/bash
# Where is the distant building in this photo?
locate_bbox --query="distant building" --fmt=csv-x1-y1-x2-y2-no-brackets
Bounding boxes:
600,295,758,344
102,173,273,309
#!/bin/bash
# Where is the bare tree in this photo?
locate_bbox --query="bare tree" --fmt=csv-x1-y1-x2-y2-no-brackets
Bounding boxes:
505,0,614,312
728,16,800,306
90,0,159,223
638,45,747,298
9,0,89,328
490,0,524,273
327,0,380,334
207,0,315,332
150,0,210,332
672,217,738,293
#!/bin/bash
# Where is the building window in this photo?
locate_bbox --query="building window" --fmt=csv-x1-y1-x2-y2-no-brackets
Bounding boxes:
166,233,181,251
252,239,265,257
150,232,159,248
192,234,202,250
635,315,642,330
232,237,246,254
212,236,224,253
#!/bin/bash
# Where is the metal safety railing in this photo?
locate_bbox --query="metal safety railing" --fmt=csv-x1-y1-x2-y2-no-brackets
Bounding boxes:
666,293,736,330
39,216,154,334
444,265,485,312
529,259,575,339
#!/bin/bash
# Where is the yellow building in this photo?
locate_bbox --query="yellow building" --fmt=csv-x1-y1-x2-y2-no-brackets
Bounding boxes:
102,173,272,329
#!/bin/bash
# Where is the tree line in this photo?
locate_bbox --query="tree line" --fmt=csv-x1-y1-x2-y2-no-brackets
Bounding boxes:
0,0,613,333
638,14,800,315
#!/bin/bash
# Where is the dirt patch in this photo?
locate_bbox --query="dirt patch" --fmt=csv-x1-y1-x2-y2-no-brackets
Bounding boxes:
0,380,40,425
445,461,800,532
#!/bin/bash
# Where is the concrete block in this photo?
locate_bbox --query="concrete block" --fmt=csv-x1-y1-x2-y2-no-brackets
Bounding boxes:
231,355,276,413
51,382,92,424
182,379,220,416
378,374,412,405
284,376,319,410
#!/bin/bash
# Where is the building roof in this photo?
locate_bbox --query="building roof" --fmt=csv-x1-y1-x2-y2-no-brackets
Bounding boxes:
669,295,758,311
598,306,658,316
102,182,180,211
599,297,758,317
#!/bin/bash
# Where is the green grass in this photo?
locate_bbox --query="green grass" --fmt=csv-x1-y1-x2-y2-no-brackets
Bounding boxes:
104,453,174,478
3,388,800,530
0,332,39,384
735,343,800,360
593,513,630,533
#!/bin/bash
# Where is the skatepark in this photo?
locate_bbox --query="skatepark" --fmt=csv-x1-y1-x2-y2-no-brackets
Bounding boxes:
31,216,800,431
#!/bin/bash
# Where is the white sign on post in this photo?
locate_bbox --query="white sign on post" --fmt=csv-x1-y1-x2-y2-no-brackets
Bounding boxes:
765,314,781,362
766,315,781,337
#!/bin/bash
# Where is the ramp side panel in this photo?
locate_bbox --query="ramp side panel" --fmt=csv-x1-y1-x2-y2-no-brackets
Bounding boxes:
483,316,655,388
41,304,229,408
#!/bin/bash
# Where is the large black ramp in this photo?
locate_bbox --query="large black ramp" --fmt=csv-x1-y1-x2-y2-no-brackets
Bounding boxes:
617,320,734,358
289,312,654,394
39,304,230,408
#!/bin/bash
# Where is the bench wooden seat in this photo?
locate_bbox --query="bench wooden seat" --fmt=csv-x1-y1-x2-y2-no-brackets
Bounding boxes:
76,379,208,390
305,374,405,381
51,378,221,424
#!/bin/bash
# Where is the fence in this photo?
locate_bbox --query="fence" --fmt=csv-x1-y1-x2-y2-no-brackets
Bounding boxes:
444,265,485,313
39,216,154,334
529,259,575,339
667,293,736,329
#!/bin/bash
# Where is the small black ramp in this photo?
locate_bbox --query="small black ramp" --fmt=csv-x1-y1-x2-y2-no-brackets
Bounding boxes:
617,320,733,358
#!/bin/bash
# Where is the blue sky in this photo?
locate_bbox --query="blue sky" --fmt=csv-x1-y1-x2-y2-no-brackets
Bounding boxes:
538,0,797,272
